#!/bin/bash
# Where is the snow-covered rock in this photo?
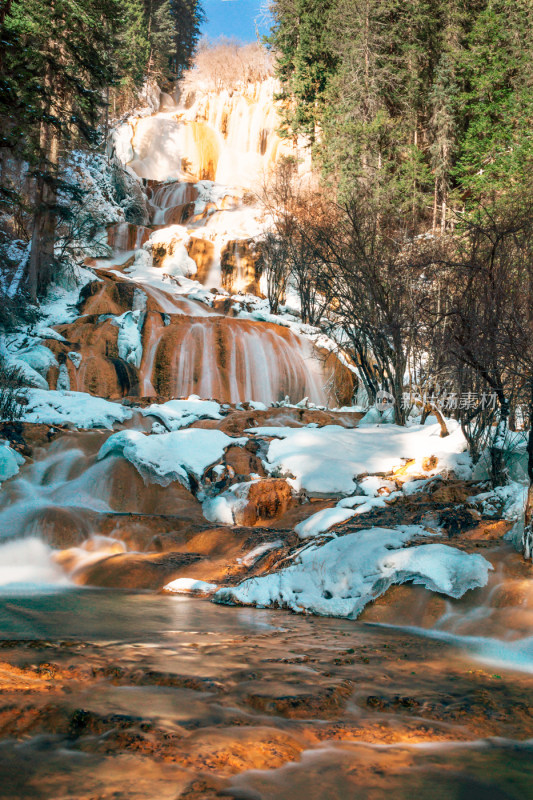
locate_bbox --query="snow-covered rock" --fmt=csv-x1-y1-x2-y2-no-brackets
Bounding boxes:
0,443,24,485
249,421,471,496
141,396,222,431
98,428,244,490
19,389,133,429
215,527,492,618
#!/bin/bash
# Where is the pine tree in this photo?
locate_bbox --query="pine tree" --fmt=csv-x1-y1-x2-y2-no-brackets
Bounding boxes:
454,0,533,203
170,0,205,78
267,0,337,143
2,0,122,297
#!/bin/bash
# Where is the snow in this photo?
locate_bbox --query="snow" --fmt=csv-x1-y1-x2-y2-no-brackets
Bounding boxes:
37,265,96,332
249,421,470,496
19,389,133,429
238,540,284,566
98,428,244,490
68,351,82,369
214,527,492,618
14,344,57,378
164,577,218,595
337,495,388,514
142,226,197,278
358,476,398,496
294,507,357,539
111,309,144,368
0,443,24,485
141,396,222,431
202,480,256,524
10,360,49,390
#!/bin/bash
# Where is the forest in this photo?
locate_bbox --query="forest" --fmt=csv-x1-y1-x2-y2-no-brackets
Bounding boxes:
0,0,203,299
263,0,533,546
0,2,532,796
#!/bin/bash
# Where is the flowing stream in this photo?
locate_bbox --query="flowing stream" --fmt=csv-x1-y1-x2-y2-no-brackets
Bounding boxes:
0,82,531,798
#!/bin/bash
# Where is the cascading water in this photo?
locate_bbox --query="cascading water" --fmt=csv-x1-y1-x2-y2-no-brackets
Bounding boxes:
1,77,531,800
87,89,342,405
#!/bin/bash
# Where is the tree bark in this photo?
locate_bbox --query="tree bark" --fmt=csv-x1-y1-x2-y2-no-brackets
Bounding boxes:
27,122,59,299
490,394,510,486
522,382,533,560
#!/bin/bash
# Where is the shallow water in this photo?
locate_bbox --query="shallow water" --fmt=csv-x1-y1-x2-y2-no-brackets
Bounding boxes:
0,589,531,798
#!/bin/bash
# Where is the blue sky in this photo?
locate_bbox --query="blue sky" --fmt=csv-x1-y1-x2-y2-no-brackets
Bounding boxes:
201,0,272,43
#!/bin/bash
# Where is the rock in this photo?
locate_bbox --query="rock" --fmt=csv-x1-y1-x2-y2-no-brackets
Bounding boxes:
103,458,204,517
245,679,354,719
78,275,137,316
438,507,481,537
223,443,265,479
46,316,139,398
460,519,513,542
234,479,293,526
221,238,263,295
187,237,215,283
429,481,475,504
174,726,304,775
73,551,202,589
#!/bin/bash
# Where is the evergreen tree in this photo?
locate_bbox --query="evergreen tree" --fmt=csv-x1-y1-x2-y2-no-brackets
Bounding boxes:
267,0,337,143
170,0,205,78
1,0,122,296
270,0,533,226
454,0,533,203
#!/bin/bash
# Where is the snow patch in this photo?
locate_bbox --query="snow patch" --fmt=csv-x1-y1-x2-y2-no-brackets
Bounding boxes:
214,527,492,618
98,429,244,490
19,389,133,429
0,443,25,485
249,422,470,496
141,396,222,431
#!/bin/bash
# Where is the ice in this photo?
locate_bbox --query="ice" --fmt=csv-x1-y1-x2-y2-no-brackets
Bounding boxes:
215,527,492,618
0,443,25,485
141,396,222,431
202,493,237,524
56,364,70,391
112,122,135,164
19,389,133,429
249,421,470,496
98,429,244,490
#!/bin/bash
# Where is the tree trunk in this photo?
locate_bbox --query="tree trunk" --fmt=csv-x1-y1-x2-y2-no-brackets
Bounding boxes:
26,45,60,300
490,394,510,486
522,383,533,560
27,126,59,299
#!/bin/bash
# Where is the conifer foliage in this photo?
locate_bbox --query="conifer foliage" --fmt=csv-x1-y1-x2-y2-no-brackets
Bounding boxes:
0,0,203,298
268,0,533,225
